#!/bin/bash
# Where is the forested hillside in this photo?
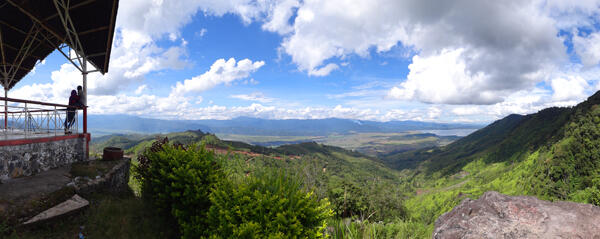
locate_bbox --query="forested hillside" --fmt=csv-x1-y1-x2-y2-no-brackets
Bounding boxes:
389,91,600,231
80,91,600,238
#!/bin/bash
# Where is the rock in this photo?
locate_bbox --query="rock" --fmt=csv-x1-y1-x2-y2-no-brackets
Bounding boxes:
434,191,600,239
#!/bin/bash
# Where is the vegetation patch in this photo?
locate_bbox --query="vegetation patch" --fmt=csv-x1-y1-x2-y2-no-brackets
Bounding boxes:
70,160,120,178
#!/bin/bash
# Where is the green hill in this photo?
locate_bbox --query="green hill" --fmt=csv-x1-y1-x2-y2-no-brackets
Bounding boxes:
85,91,600,237
387,91,600,227
383,105,573,175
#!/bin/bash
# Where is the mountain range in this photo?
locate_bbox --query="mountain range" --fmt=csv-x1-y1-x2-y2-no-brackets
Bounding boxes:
85,115,482,136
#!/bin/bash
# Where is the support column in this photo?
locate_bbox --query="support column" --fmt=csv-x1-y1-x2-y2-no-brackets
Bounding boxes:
82,59,89,160
4,88,6,130
82,58,87,133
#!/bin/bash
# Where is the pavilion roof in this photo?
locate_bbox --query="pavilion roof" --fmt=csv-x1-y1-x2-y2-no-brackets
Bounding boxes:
0,0,119,90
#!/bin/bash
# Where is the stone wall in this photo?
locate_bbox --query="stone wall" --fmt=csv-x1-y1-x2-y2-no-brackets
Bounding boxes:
0,136,86,181
75,158,131,196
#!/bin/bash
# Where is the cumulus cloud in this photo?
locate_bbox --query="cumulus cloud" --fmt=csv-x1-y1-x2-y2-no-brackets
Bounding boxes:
171,58,265,96
573,32,600,67
11,0,600,123
551,76,589,101
261,0,300,34
11,64,86,103
387,49,506,104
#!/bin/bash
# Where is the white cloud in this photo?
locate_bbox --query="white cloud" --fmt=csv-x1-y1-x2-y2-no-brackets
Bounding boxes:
196,28,208,38
427,107,442,119
11,64,83,104
267,0,576,103
387,49,504,104
195,96,204,104
231,92,274,103
551,76,589,101
261,0,300,34
11,0,600,124
309,63,339,76
573,32,600,67
452,107,483,116
171,58,265,96
135,85,147,95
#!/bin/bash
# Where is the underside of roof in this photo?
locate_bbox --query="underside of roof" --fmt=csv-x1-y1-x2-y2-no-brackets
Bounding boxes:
0,0,119,90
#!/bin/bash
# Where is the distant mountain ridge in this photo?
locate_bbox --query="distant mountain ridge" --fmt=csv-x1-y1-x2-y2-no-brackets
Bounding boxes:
87,115,482,136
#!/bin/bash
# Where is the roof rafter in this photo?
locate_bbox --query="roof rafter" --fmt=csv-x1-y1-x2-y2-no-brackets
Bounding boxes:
42,0,98,22
6,22,42,88
6,0,66,43
1,0,119,90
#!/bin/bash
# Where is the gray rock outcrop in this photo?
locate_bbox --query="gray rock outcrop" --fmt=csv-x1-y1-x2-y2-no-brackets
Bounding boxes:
433,191,600,239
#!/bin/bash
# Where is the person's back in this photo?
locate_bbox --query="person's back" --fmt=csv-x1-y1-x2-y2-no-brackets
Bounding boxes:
64,90,79,133
68,92,79,110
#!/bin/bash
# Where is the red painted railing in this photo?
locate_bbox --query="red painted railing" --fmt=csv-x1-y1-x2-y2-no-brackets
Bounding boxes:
0,97,87,134
0,96,89,158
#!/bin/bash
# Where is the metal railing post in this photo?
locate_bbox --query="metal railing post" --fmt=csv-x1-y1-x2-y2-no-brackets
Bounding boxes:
24,102,27,137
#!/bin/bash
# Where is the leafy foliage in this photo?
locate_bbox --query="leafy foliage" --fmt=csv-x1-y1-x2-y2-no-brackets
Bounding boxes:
134,138,224,238
207,170,332,238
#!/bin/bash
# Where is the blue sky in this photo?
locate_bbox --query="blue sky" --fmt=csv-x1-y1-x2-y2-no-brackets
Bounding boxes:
11,0,600,123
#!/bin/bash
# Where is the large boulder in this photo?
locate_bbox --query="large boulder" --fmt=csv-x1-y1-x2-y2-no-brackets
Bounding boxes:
433,191,600,239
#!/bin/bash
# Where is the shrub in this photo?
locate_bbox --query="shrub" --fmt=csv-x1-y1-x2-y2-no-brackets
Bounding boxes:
134,138,224,238
207,170,333,238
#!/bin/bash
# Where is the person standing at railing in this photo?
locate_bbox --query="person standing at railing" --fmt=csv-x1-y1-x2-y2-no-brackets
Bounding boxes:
77,85,85,106
64,89,82,134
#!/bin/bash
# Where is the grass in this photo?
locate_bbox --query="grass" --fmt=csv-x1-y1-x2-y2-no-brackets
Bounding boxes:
70,160,120,178
3,159,176,239
327,219,432,239
7,192,177,239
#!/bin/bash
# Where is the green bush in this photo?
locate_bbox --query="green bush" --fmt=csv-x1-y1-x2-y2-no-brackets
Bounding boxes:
327,180,407,222
134,138,224,238
207,170,333,238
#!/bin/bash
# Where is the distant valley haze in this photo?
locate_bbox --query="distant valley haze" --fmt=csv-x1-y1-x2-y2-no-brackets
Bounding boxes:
84,114,482,137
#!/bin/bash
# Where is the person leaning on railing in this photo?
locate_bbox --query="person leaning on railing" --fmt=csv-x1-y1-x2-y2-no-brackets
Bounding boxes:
77,85,85,106
64,89,83,134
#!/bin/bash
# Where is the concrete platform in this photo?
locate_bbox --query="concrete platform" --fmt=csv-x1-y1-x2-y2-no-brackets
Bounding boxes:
0,165,71,201
0,129,69,141
0,159,130,226
23,194,89,225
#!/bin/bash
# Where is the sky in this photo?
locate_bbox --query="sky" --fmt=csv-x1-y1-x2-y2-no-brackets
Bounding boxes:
10,0,600,124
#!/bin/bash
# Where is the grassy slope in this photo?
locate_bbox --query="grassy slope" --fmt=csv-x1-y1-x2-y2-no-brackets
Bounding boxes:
392,91,600,231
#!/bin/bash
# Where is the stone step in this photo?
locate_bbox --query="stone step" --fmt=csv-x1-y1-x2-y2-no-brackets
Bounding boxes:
23,194,89,225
